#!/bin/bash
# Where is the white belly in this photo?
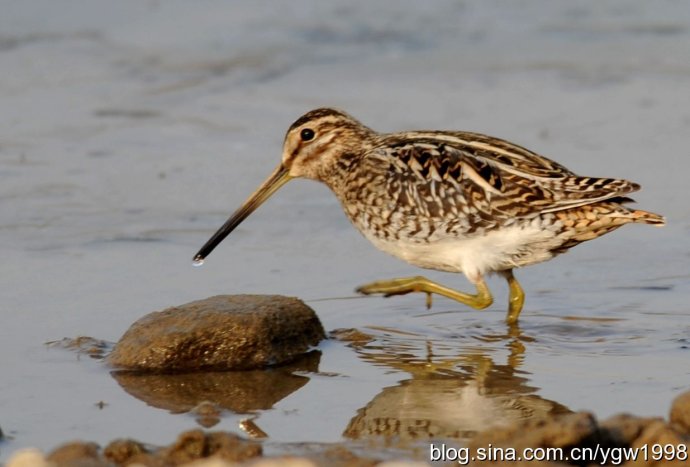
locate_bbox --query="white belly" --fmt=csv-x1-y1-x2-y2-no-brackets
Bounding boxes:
364,222,563,280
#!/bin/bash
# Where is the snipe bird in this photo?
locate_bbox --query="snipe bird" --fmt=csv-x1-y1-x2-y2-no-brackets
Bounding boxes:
194,108,664,324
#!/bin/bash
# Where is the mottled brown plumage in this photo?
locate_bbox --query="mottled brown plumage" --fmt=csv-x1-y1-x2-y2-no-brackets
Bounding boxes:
195,108,664,323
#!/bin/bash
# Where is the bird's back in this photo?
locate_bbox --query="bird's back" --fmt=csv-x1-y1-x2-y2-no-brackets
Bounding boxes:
333,130,663,273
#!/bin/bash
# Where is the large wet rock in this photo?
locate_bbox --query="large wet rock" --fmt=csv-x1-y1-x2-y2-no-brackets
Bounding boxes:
109,295,325,372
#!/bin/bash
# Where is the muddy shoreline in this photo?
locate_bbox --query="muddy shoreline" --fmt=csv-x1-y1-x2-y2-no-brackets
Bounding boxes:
5,318,689,467
6,390,689,466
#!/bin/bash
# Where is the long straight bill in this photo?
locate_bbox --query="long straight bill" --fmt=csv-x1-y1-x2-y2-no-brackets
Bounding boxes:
193,164,292,263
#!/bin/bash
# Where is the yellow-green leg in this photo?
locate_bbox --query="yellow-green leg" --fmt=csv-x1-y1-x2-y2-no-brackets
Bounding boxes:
500,269,525,325
356,275,493,310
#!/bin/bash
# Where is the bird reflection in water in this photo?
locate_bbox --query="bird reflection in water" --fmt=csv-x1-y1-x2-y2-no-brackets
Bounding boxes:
337,323,570,443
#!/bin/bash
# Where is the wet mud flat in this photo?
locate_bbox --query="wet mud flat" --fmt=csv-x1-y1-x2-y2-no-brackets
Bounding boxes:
5,295,689,467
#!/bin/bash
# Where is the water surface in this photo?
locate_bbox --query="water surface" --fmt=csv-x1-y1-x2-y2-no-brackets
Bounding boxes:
1,0,689,462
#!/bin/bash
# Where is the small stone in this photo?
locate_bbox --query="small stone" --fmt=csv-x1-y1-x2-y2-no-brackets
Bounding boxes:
181,459,237,467
208,430,263,462
329,328,375,345
7,449,51,467
599,414,661,446
46,336,111,359
103,438,149,465
239,418,268,438
318,445,379,466
108,295,325,371
191,400,222,428
191,400,222,417
670,390,690,435
160,429,262,464
630,420,689,467
47,441,107,466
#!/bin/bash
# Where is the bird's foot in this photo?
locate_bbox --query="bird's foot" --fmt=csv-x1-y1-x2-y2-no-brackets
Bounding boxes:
356,276,492,310
356,276,426,296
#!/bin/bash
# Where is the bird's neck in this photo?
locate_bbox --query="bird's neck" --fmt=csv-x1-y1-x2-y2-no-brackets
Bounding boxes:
316,149,364,192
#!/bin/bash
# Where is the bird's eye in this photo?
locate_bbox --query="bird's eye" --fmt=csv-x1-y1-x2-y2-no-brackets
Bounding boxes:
300,128,315,141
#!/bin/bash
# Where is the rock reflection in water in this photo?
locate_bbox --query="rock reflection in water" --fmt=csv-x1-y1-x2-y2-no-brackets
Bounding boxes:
110,350,321,415
339,325,570,442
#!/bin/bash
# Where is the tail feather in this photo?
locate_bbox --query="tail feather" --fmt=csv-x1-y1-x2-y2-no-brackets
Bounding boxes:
629,209,666,226
608,196,665,226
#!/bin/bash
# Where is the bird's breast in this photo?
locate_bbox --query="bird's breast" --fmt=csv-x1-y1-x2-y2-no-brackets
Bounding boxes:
348,213,565,279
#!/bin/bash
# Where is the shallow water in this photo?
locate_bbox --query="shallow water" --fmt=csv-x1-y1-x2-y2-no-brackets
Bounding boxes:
1,0,689,463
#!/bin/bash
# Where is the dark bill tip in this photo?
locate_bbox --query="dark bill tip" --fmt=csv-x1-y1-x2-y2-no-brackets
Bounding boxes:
192,163,291,264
